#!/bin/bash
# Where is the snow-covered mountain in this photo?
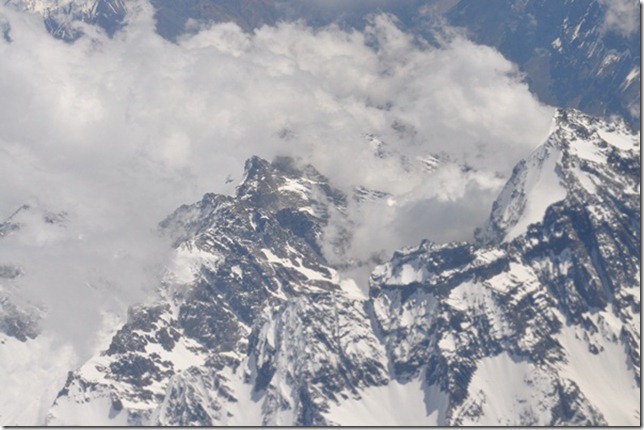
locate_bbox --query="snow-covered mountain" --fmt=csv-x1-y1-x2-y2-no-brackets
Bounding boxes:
0,201,162,426
371,109,640,425
45,156,388,425
480,108,640,244
42,109,640,426
7,0,125,40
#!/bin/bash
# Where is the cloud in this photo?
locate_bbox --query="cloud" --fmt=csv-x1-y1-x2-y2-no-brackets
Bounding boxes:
599,0,639,37
0,1,554,357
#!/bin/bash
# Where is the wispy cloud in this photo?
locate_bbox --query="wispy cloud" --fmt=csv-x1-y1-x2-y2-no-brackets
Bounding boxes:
599,0,639,37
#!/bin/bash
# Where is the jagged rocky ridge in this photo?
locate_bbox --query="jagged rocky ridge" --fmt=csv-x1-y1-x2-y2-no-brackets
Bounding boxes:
46,156,389,425
46,109,640,425
371,109,640,425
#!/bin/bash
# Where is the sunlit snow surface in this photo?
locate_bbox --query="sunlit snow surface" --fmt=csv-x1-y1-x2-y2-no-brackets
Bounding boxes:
325,377,448,426
504,143,567,242
453,352,559,426
557,316,640,425
0,334,76,425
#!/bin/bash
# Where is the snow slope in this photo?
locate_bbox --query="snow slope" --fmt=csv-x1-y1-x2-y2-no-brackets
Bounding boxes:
0,334,76,426
481,108,640,244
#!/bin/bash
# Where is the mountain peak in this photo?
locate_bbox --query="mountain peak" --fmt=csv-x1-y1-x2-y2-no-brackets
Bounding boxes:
370,110,640,425
478,108,639,245
234,155,345,220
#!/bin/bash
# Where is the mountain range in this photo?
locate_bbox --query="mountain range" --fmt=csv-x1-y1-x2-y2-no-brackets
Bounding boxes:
0,0,640,426
28,109,638,425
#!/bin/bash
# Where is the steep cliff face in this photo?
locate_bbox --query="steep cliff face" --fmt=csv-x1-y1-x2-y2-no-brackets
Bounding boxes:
46,109,640,426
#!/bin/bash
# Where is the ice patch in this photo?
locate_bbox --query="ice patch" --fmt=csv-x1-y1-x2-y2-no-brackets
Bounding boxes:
145,338,206,372
339,278,367,300
438,332,457,352
261,248,333,284
231,265,243,279
221,365,263,426
567,137,607,163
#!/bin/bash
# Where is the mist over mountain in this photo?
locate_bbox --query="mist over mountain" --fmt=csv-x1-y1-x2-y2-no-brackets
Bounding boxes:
11,0,637,127
0,0,640,426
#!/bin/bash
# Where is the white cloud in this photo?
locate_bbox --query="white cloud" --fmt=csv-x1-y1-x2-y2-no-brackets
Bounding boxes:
0,1,554,357
599,0,639,37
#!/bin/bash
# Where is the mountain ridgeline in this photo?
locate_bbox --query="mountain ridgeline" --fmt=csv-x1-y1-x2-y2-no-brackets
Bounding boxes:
42,109,640,426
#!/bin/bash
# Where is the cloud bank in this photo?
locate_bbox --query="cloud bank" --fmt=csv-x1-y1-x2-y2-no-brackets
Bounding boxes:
0,1,554,356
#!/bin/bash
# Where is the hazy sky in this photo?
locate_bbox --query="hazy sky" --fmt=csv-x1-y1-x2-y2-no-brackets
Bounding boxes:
0,0,555,358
